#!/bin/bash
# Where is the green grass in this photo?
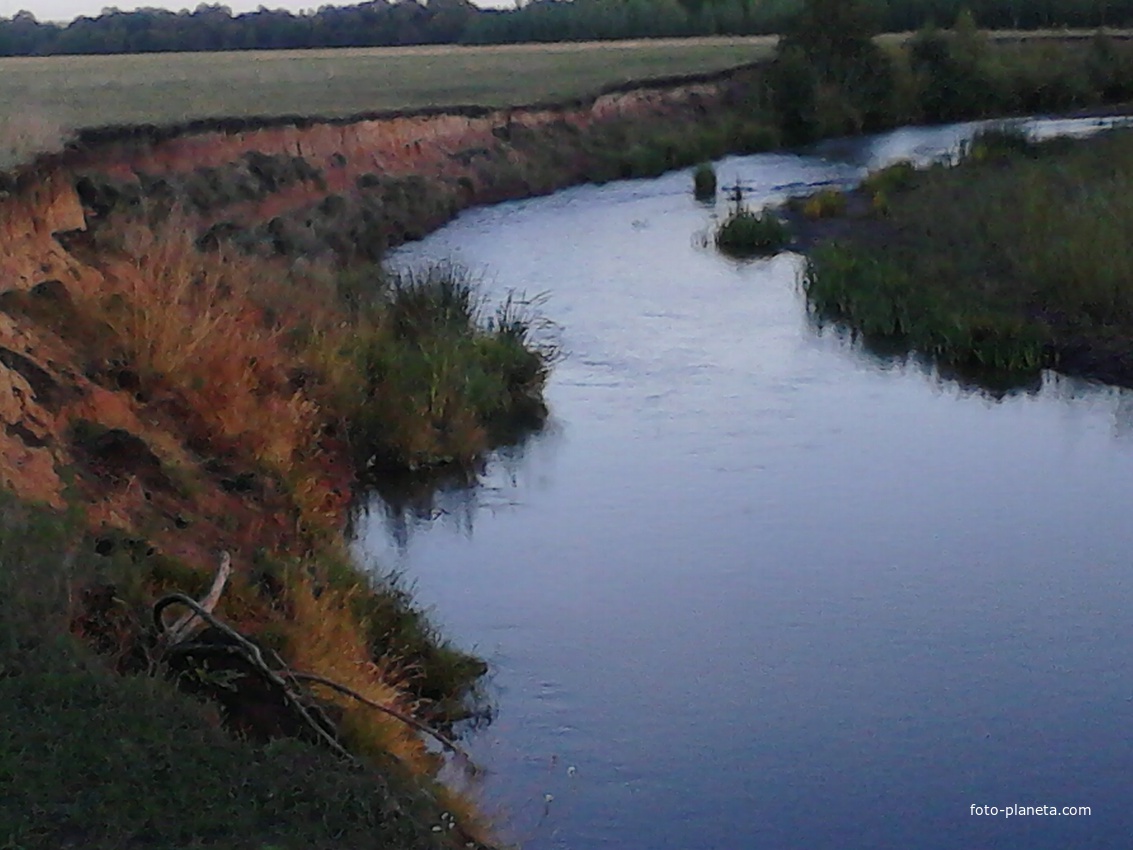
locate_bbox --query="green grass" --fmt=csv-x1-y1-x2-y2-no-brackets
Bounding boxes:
336,261,557,471
1,30,1128,149
0,37,774,136
0,497,471,850
802,128,1133,383
715,202,789,258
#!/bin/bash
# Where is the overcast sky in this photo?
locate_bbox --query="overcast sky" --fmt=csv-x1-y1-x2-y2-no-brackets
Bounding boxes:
5,0,511,26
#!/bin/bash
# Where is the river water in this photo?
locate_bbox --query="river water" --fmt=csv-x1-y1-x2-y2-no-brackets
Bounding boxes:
356,118,1133,849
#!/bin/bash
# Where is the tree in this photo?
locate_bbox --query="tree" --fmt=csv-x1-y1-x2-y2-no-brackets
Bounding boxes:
780,0,880,78
771,0,895,138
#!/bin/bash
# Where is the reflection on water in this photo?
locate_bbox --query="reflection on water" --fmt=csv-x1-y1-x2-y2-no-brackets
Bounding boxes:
355,118,1133,850
356,420,562,553
805,317,1049,401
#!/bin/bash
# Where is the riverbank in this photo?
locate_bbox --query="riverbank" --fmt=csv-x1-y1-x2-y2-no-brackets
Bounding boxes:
0,493,493,850
797,126,1133,388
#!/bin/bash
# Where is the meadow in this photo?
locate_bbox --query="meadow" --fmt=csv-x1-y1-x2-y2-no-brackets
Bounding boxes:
2,31,1130,141
0,36,774,134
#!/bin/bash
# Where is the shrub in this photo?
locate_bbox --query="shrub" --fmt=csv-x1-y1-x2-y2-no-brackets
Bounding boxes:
340,262,556,470
693,163,717,200
715,205,789,258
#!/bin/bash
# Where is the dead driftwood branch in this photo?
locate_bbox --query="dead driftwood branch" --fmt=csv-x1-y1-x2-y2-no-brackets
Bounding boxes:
284,671,471,765
154,590,354,761
150,553,470,768
156,551,231,647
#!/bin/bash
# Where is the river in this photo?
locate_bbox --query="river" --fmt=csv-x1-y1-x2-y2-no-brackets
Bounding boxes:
354,117,1133,849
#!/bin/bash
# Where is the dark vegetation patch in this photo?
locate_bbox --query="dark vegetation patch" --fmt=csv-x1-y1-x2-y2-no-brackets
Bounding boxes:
69,420,171,490
713,191,789,258
693,162,717,199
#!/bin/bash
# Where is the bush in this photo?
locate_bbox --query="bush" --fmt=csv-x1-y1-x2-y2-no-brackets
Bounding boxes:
693,163,717,200
342,262,556,470
715,204,789,258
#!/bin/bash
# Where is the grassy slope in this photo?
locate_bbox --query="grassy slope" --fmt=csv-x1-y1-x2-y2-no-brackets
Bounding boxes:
0,499,468,850
802,129,1133,384
0,37,774,133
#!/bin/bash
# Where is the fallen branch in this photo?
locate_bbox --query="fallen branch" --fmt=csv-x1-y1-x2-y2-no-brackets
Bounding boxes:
150,562,472,771
284,670,472,766
154,591,354,762
156,551,231,647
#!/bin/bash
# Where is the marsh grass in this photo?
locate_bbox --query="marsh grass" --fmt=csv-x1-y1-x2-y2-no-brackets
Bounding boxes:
803,129,1133,382
714,196,789,258
339,262,557,470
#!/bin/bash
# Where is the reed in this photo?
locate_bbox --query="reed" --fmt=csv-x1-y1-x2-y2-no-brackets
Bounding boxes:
715,198,789,257
802,129,1133,384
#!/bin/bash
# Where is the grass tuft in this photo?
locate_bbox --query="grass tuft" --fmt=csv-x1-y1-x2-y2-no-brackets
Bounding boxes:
714,196,789,258
338,261,557,471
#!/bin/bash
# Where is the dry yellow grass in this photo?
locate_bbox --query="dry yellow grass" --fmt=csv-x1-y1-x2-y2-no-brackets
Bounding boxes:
83,222,326,500
282,577,438,775
0,112,68,171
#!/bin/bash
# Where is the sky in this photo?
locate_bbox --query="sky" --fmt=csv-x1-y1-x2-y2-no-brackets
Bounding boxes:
4,0,511,26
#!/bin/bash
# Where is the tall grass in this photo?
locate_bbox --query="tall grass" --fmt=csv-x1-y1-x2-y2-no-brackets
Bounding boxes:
802,129,1133,382
84,222,326,497
337,262,557,471
714,194,789,258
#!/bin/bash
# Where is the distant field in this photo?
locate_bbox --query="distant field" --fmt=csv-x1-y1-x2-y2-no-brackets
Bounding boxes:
0,37,775,136
1,30,1129,166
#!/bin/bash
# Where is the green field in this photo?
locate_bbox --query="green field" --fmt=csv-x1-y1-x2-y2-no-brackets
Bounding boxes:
2,30,1129,168
0,37,773,134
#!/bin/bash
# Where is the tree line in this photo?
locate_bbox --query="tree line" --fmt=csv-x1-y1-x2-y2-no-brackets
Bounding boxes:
1,0,1131,57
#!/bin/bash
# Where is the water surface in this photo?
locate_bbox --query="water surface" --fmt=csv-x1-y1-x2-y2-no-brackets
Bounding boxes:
356,117,1133,849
